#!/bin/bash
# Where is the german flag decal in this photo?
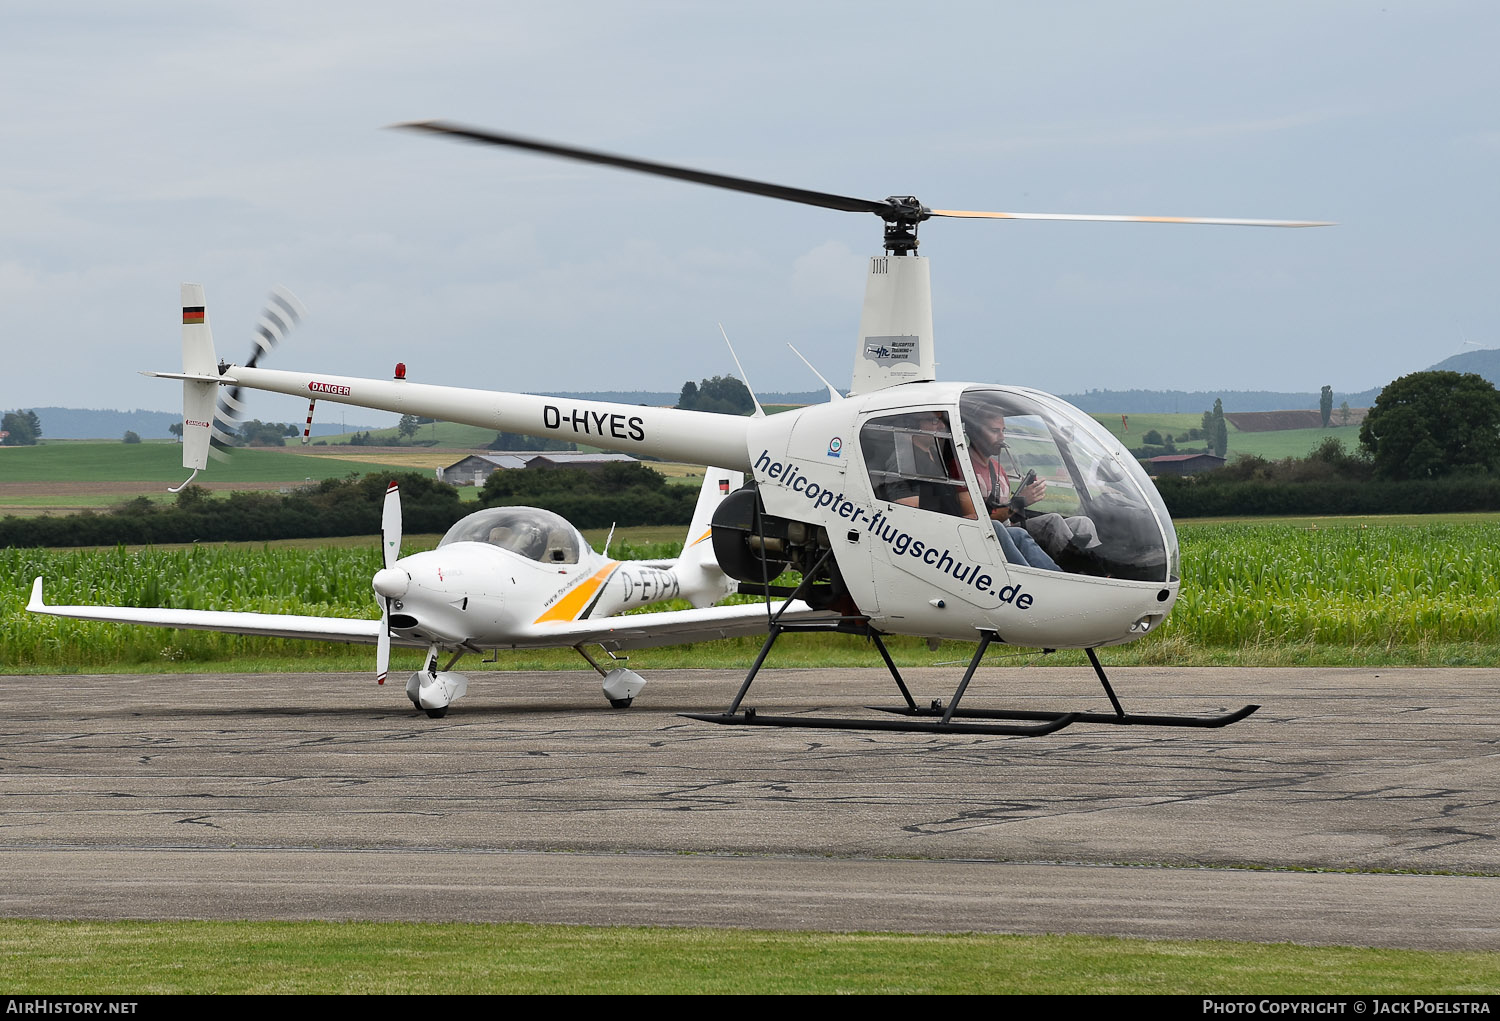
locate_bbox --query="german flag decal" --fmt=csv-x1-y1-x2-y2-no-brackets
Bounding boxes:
183,306,205,325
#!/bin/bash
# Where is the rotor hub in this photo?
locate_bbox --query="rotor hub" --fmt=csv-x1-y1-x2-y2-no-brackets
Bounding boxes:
879,196,931,255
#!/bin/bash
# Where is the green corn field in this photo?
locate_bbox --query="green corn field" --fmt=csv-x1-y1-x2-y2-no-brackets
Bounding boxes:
1171,522,1500,651
2,523,1497,671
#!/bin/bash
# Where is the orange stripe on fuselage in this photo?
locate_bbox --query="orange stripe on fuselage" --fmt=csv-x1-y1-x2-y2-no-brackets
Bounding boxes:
533,562,618,624
689,528,712,547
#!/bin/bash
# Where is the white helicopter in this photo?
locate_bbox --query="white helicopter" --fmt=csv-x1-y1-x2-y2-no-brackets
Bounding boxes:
126,123,1329,736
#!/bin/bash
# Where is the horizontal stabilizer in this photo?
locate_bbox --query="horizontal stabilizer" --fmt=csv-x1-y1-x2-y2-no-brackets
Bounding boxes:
143,370,233,383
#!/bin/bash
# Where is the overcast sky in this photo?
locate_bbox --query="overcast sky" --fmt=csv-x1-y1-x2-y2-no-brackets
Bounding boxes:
3,1,1496,427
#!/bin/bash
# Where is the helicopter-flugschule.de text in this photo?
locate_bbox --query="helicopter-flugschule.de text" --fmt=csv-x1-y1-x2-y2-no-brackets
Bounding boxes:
754,450,1033,608
542,404,645,442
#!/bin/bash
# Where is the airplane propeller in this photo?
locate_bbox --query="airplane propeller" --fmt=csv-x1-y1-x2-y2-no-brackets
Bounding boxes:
210,287,306,458
394,121,1333,255
371,480,407,684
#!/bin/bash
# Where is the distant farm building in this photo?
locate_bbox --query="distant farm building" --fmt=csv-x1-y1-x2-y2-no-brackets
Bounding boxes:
1147,453,1227,476
440,451,638,486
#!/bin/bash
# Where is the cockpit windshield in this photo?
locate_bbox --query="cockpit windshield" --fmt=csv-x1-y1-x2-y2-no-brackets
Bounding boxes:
437,507,587,565
958,388,1179,582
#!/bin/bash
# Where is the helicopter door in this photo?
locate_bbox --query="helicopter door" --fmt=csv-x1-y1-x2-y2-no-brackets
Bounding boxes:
857,410,1007,616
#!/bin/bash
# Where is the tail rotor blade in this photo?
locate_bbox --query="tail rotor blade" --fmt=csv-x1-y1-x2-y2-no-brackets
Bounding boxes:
216,286,306,453
247,286,306,368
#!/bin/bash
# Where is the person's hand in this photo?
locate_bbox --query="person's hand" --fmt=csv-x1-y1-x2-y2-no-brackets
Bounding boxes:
1019,478,1046,505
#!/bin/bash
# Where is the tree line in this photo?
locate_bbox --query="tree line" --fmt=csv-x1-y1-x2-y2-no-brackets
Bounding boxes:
1154,371,1500,516
0,464,700,548
0,474,464,548
477,462,698,529
1,410,42,446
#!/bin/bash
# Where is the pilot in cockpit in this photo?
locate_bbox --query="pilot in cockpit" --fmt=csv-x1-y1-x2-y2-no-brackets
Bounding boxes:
961,394,1102,569
489,523,547,561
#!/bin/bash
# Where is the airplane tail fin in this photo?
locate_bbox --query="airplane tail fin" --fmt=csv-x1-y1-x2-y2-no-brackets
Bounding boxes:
673,466,742,607
176,283,221,479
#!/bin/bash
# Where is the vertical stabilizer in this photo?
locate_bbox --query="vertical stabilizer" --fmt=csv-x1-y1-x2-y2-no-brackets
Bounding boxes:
674,467,743,607
850,255,934,395
179,283,220,473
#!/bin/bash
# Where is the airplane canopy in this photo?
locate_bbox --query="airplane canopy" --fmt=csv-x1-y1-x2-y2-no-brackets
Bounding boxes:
438,507,587,565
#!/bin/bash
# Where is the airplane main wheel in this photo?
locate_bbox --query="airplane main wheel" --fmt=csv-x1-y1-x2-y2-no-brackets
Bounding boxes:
608,697,634,709
424,707,448,719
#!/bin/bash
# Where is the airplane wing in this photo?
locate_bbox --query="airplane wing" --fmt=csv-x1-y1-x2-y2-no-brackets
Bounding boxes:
511,600,842,651
25,577,427,647
28,577,835,654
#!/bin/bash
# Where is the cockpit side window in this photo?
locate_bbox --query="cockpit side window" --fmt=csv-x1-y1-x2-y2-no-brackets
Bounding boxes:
860,411,976,519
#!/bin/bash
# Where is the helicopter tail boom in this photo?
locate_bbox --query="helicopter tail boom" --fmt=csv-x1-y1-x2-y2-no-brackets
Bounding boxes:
200,364,755,471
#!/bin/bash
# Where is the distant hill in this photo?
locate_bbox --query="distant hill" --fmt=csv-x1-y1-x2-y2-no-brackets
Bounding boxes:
1426,348,1500,381
1055,389,1381,414
4,407,385,442
1058,349,1500,414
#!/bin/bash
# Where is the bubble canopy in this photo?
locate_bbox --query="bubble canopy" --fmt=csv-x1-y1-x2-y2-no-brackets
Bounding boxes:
437,507,587,565
957,387,1179,582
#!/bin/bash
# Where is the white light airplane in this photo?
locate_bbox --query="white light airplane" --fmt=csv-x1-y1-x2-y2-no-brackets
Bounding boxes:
29,471,838,716
29,352,836,716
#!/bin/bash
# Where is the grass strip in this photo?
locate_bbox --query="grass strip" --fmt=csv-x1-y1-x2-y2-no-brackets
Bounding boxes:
1,920,1495,995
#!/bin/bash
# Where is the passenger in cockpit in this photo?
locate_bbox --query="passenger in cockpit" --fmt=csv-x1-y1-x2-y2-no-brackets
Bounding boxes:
876,411,1058,571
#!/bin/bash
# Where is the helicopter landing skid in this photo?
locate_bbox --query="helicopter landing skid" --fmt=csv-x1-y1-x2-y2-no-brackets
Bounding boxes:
681,629,1257,737
873,646,1259,729
683,706,1076,737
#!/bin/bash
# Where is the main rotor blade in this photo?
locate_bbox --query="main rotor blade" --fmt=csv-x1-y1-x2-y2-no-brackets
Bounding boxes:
395,120,890,216
930,209,1333,227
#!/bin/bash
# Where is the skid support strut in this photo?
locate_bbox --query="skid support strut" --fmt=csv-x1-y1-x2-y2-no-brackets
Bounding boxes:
877,646,1259,729
683,626,1077,737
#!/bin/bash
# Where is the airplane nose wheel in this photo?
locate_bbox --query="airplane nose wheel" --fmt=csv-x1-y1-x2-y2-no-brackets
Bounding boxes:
405,646,468,719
